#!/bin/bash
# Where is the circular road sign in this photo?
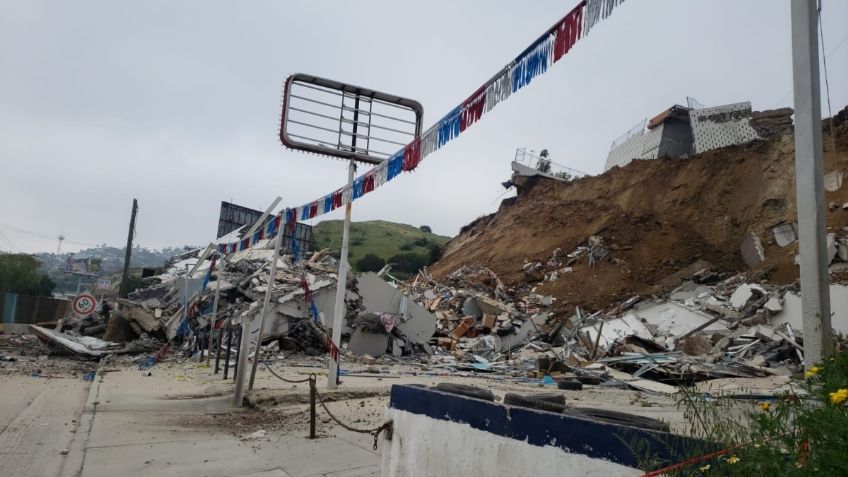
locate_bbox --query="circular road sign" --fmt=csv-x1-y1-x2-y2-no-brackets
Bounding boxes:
72,293,97,317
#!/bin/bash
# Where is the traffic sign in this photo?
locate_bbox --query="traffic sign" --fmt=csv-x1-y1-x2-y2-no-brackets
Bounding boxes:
72,293,97,317
95,278,111,290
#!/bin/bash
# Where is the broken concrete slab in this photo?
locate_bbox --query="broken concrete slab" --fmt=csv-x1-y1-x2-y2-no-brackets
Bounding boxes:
348,329,389,357
579,314,654,353
772,285,848,335
824,170,844,192
357,273,436,344
740,233,766,268
633,301,728,339
827,233,838,264
763,296,783,313
772,223,797,247
729,284,766,310
497,313,547,352
29,325,121,358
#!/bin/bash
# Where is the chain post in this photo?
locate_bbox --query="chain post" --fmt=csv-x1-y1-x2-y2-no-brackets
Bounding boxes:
309,374,317,439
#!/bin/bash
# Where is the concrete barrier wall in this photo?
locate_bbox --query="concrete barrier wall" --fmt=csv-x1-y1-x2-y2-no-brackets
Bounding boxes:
381,408,640,477
382,385,707,477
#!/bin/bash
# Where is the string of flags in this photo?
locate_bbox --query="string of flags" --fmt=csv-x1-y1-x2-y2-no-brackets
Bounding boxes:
218,0,626,259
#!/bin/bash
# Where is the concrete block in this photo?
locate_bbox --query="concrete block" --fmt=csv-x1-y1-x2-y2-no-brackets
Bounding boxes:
772,223,797,247
740,233,765,268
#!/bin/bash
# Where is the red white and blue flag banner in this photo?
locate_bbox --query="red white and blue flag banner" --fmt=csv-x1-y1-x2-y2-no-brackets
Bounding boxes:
219,0,626,258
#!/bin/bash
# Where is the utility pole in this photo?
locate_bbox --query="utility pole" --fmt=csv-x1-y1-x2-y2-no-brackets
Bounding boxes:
247,218,285,390
119,199,138,297
791,0,832,368
56,235,65,254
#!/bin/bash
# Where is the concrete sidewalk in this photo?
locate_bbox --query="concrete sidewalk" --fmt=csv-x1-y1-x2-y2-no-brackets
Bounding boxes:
61,368,381,477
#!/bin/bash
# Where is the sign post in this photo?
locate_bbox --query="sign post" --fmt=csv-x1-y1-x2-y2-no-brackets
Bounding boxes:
279,73,422,389
72,293,97,319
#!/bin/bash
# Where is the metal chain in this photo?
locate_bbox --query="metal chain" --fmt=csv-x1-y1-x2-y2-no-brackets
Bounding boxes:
262,362,311,383
312,382,393,450
259,364,393,450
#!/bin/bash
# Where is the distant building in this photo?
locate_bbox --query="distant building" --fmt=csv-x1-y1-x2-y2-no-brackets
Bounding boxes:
604,100,761,171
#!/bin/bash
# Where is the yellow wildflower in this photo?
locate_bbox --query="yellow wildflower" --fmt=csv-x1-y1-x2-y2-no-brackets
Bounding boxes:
829,388,848,405
726,456,740,464
805,366,822,379
699,464,711,471
758,402,770,411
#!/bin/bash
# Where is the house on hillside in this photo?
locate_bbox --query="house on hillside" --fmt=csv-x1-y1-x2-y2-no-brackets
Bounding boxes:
604,100,762,171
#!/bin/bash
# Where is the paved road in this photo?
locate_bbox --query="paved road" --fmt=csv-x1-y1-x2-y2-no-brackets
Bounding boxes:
0,376,89,476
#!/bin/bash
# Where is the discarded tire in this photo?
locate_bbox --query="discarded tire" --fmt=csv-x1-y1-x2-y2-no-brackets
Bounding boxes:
576,375,603,385
557,379,583,391
564,407,670,432
523,392,566,406
433,383,495,401
504,393,567,413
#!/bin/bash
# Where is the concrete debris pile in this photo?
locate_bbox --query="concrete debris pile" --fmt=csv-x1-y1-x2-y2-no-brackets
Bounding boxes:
384,259,848,394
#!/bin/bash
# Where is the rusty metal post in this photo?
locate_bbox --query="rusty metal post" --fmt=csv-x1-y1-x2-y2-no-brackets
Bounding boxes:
309,374,317,439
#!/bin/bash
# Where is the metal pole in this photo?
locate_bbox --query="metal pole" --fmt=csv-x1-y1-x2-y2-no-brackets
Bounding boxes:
791,0,832,369
214,325,223,374
309,375,317,439
223,323,233,379
328,160,355,389
248,223,285,390
233,318,251,405
207,256,225,367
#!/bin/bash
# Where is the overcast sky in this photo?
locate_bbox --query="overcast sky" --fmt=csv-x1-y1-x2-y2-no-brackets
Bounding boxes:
1,0,846,254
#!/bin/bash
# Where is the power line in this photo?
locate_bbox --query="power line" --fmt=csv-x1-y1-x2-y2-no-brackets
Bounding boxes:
818,1,836,152
770,27,848,109
0,222,95,248
0,228,21,253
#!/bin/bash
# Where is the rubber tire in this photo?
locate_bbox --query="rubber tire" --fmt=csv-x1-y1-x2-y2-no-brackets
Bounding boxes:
565,407,670,432
557,379,584,391
576,375,603,385
504,393,567,413
433,383,495,402
523,392,566,406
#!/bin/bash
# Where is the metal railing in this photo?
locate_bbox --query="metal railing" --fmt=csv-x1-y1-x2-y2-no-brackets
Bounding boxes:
514,148,589,179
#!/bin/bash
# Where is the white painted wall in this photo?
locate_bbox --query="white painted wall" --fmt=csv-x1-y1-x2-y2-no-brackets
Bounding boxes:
380,409,642,477
690,102,759,154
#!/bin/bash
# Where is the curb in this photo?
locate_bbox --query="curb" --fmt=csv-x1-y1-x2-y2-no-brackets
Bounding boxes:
59,364,105,477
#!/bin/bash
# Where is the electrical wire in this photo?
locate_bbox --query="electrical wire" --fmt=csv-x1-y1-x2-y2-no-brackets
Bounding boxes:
818,1,837,152
0,222,95,248
770,23,848,109
0,228,21,252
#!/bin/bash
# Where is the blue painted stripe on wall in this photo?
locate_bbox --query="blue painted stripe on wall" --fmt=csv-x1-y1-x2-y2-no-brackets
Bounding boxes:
389,385,713,469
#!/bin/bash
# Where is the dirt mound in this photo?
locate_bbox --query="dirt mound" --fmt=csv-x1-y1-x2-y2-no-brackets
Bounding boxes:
431,110,848,311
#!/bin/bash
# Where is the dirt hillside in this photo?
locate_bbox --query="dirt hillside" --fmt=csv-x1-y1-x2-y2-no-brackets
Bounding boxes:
430,109,848,311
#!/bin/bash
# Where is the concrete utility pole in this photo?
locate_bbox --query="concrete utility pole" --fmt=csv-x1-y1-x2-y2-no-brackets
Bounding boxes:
248,222,285,390
791,0,832,368
232,314,251,406
328,160,355,389
119,199,138,297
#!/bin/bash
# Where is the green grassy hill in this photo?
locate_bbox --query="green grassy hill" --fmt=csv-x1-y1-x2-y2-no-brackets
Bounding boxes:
313,220,450,273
